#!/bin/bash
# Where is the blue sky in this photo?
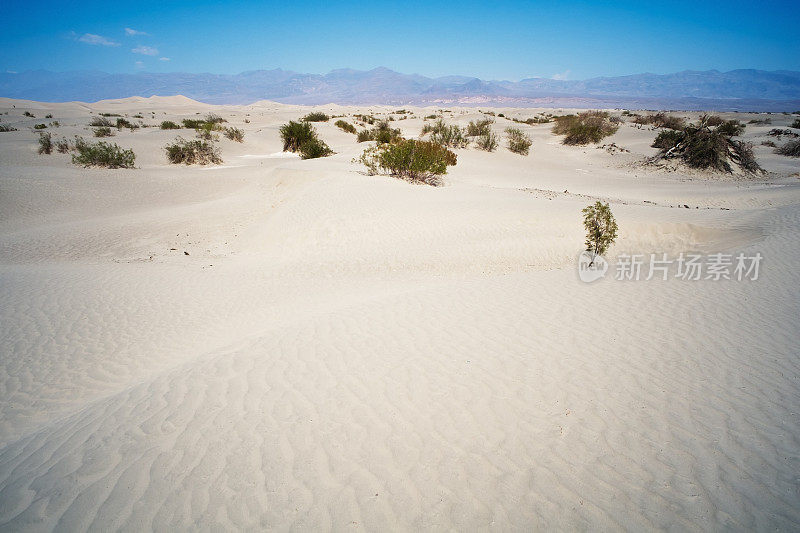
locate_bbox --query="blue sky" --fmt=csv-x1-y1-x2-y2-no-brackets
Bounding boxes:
1,0,798,80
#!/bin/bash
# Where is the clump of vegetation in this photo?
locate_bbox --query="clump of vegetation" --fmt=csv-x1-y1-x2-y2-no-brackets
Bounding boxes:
49,121,60,127
335,120,357,134
302,112,329,122
748,118,772,125
279,120,333,159
702,115,725,127
33,123,47,130
650,120,761,173
505,127,532,155
582,201,618,265
422,119,467,148
23,111,35,118
476,131,498,152
358,121,402,144
204,113,226,124
791,118,800,129
223,127,244,142
72,139,136,168
716,120,745,137
553,111,619,145
89,116,112,127
632,113,685,130
0,124,18,132
510,115,551,125
93,126,114,137
38,132,53,154
354,114,376,125
356,139,456,186
761,140,777,147
99,113,121,117
160,120,180,129
165,137,222,165
775,139,800,157
56,138,70,153
467,118,493,137
195,122,219,141
115,117,139,130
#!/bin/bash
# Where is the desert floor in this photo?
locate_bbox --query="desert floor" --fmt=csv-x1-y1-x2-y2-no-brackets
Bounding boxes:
1,97,799,531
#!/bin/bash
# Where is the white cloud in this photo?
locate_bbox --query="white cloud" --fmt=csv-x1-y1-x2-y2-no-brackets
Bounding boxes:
551,70,571,81
77,33,120,47
159,57,170,61
132,45,159,56
125,27,148,36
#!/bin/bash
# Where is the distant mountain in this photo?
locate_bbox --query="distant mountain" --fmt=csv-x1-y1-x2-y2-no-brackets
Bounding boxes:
1,67,799,111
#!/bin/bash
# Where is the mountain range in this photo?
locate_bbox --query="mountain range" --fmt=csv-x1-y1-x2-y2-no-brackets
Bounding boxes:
2,67,799,111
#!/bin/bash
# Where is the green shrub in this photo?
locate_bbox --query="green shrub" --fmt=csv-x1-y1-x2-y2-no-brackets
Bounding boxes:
299,137,333,159
49,121,60,127
23,111,35,118
99,113,121,117
182,118,206,129
505,127,532,155
165,137,222,165
358,121,402,144
72,140,136,168
583,201,618,261
716,120,745,137
748,118,771,125
37,132,53,154
223,127,244,142
651,129,684,149
356,138,456,185
280,120,316,151
632,113,685,130
89,116,112,127
93,126,114,137
653,123,761,173
335,120,357,134
553,111,618,145
775,139,800,157
422,119,467,148
160,120,180,129
204,113,226,124
467,118,493,137
0,124,17,132
476,131,498,152
302,112,329,122
115,117,139,130
791,119,800,129
33,123,47,129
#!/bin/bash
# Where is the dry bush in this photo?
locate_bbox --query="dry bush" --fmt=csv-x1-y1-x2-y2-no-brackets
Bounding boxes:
467,118,493,137
72,139,136,168
160,120,180,129
37,132,53,154
223,127,244,142
335,120,357,134
505,127,532,155
553,111,619,145
476,131,498,152
775,139,800,157
165,137,221,165
93,126,114,137
89,116,112,127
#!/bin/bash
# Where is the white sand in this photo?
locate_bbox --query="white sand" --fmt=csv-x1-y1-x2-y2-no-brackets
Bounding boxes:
0,98,799,530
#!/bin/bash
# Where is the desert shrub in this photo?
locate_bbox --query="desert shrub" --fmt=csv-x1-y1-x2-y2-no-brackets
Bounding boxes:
160,120,180,129
303,112,329,122
133,114,143,119
553,111,618,145
181,119,205,129
56,138,70,153
476,131,498,152
37,132,53,154
632,113,684,130
358,121,402,144
204,113,226,124
354,114,376,124
791,119,800,129
223,127,244,142
115,117,139,130
775,139,800,157
748,118,771,125
33,123,47,129
72,140,136,168
498,113,505,118
0,124,17,132
467,118,493,137
651,129,684,149
23,111,35,118
431,125,468,148
505,127,532,155
195,122,219,141
761,140,777,147
93,126,114,137
356,129,373,142
652,123,762,173
583,201,618,262
716,120,745,137
280,120,316,151
49,121,60,127
99,113,121,117
701,114,724,127
299,137,333,159
89,116,112,127
424,114,437,120
356,138,456,185
165,137,222,165
335,120,357,134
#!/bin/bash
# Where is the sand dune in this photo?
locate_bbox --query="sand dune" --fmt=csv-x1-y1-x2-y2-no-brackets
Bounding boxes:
1,99,799,530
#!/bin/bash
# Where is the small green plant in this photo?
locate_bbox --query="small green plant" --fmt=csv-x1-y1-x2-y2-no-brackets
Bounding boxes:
582,201,618,264
33,123,47,130
356,139,456,186
181,118,206,129
299,137,333,159
357,121,402,144
223,127,244,142
424,119,467,148
505,127,532,155
99,113,121,117
160,120,180,129
632,113,685,130
775,139,800,157
476,131,498,152
651,129,684,149
72,140,136,168
553,111,618,145
302,112,329,122
165,137,222,165
335,120,357,134
279,121,333,159
93,126,114,137
89,116,112,127
37,132,53,154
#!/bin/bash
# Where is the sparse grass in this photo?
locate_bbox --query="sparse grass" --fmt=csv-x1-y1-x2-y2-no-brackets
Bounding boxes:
165,137,222,165
335,120,357,134
356,138,456,186
93,126,114,137
553,111,618,145
775,139,800,157
33,123,47,129
90,116,112,127
160,120,180,129
302,112,329,122
223,127,244,142
37,132,53,154
505,127,532,155
72,139,136,168
476,131,498,152
748,118,772,125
